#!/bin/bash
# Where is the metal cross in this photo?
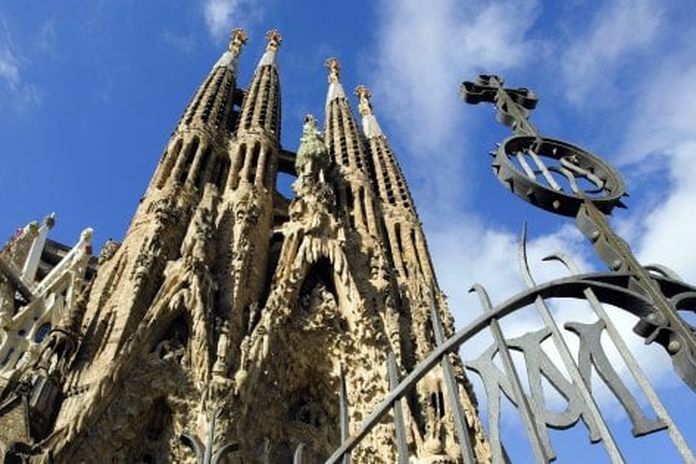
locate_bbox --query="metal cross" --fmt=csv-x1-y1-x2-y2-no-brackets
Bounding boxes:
460,74,539,136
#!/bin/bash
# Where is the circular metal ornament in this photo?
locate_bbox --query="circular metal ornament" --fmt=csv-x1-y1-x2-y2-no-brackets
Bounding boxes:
493,135,626,217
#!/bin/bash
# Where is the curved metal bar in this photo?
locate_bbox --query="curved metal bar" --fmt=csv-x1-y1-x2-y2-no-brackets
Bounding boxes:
542,253,582,276
212,442,239,464
518,226,625,463
644,264,682,281
293,443,305,464
180,432,205,464
325,272,666,463
471,283,549,463
544,254,696,462
429,288,477,463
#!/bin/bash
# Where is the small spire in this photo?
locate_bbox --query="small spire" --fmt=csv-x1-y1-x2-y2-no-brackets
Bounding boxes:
266,29,282,52
258,29,282,67
215,27,247,73
228,28,249,55
325,57,346,105
354,85,373,116
296,114,329,181
325,57,341,84
354,85,383,138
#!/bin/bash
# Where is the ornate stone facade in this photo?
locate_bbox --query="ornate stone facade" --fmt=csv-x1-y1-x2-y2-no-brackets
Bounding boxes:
0,29,491,463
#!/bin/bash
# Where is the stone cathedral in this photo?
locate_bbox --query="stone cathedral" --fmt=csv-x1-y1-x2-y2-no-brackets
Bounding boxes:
0,30,491,463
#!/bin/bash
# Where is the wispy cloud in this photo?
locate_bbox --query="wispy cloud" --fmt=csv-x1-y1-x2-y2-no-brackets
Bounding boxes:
202,0,261,41
560,0,663,105
0,44,19,88
0,17,42,107
369,0,541,214
370,0,695,400
0,20,20,90
619,59,696,282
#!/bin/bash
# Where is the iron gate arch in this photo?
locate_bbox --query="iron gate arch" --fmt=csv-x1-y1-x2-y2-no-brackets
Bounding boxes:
179,75,696,463
319,74,696,463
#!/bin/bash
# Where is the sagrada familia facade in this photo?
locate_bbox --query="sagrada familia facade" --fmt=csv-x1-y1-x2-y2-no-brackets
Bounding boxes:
0,30,492,462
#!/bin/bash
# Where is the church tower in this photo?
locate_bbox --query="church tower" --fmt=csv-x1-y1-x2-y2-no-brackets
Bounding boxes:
0,29,490,463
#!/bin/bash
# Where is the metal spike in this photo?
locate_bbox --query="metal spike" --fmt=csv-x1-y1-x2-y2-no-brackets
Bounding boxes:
339,367,350,464
293,443,305,464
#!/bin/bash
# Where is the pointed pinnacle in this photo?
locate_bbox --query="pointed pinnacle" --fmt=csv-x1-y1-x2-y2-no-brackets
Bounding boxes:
229,28,248,55
325,57,341,84
354,85,373,116
266,29,282,51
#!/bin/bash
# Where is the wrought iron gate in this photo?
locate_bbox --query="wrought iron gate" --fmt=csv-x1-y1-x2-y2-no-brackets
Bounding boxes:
321,75,696,463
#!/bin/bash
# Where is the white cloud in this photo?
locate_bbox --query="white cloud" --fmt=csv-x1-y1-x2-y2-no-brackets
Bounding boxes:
622,62,696,281
369,0,695,418
0,32,19,89
369,0,541,212
203,0,259,41
0,47,18,87
638,142,696,282
560,0,662,105
0,18,41,107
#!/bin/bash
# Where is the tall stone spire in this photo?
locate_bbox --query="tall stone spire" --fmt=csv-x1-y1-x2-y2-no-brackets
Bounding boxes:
257,29,282,68
354,85,489,461
214,29,284,382
354,85,432,279
214,27,248,73
323,57,379,236
53,30,251,440
325,56,346,106
0,32,492,464
176,28,248,136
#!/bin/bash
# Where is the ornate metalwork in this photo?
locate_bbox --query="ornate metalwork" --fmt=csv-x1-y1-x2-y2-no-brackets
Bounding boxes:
461,73,696,393
321,76,696,463
324,247,696,463
180,410,239,464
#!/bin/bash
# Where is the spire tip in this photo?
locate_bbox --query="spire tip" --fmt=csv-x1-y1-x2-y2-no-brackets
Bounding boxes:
354,85,373,116
266,29,282,51
325,57,341,84
229,28,248,55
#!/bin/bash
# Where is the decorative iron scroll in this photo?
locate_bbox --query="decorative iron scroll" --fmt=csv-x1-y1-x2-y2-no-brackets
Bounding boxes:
318,76,696,463
323,234,696,463
461,73,696,393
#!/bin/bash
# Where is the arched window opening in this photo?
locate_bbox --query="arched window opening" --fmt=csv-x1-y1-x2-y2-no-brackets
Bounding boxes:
176,137,200,184
231,143,246,190
247,142,261,183
299,258,338,314
430,390,446,419
34,323,52,343
410,228,424,276
194,145,213,189
215,156,231,190
394,223,408,277
146,398,173,443
157,138,183,189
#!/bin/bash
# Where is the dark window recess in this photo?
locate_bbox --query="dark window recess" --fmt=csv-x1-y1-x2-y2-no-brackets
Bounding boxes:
215,157,231,190
194,145,213,188
176,137,200,184
34,323,52,343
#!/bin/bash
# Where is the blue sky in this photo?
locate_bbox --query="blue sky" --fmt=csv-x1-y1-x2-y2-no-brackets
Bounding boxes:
1,0,696,461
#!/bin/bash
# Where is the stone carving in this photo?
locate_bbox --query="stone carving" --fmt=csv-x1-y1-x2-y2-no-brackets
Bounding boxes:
0,30,490,463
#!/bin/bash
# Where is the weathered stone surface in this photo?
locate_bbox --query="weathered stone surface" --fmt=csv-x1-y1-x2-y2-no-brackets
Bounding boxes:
0,30,491,463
